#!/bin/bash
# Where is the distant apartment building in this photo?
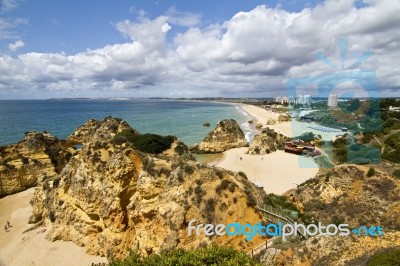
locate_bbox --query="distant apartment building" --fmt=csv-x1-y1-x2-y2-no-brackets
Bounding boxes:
295,95,311,106
276,95,312,106
328,94,338,108
275,96,288,104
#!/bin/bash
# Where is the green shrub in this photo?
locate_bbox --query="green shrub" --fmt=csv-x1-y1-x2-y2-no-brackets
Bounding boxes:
263,194,298,212
293,132,316,142
367,167,376,177
393,169,400,179
216,180,231,195
20,156,29,165
367,248,400,266
244,187,257,207
104,245,261,266
113,130,175,154
238,171,247,179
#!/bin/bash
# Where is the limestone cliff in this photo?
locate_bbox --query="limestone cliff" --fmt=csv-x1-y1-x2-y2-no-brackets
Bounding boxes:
192,119,248,153
68,116,137,145
286,164,400,230
0,132,74,197
258,163,400,265
247,128,289,155
261,231,400,265
30,118,266,259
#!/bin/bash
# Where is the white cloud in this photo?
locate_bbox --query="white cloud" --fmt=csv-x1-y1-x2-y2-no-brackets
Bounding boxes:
0,17,27,40
1,1,400,98
161,22,171,33
8,39,23,51
0,0,19,13
165,7,201,27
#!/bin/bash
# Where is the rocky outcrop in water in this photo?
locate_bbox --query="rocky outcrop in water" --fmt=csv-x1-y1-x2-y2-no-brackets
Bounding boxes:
30,117,266,259
247,128,288,155
192,119,248,153
0,132,74,197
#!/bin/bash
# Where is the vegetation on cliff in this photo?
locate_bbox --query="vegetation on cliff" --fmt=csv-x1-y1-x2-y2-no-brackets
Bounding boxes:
112,129,176,154
96,245,261,266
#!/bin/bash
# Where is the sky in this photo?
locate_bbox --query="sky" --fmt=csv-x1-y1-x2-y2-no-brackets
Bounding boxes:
0,0,399,99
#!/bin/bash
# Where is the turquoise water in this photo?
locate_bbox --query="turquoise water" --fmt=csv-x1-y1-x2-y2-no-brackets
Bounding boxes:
0,99,252,146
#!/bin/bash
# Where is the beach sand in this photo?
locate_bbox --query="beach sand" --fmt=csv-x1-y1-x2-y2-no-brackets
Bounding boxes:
238,103,341,141
214,148,319,194
238,103,294,137
0,188,107,266
211,103,319,195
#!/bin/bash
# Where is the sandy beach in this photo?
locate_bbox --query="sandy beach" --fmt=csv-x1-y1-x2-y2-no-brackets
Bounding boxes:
238,103,294,137
214,148,319,194
238,103,341,141
0,188,107,266
210,103,320,195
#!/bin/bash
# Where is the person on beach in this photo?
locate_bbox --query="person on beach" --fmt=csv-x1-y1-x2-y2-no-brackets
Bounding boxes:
4,225,9,232
6,221,12,228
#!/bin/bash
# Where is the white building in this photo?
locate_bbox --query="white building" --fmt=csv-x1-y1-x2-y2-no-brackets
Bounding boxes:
275,96,288,104
328,94,338,108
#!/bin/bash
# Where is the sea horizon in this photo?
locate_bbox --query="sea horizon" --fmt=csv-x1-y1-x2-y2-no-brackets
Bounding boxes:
0,99,255,147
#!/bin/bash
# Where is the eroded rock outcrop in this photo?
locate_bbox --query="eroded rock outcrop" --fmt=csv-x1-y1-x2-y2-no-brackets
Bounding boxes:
192,119,248,153
277,114,291,123
261,231,400,265
30,118,266,259
287,164,400,231
0,132,74,197
266,118,276,125
247,128,288,155
68,116,136,145
260,163,400,265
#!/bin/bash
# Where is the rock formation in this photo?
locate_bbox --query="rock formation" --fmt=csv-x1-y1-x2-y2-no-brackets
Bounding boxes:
29,117,266,259
259,163,400,265
266,118,276,125
0,132,74,197
192,119,248,153
247,128,288,155
286,164,400,230
261,231,400,265
68,116,136,145
277,114,291,123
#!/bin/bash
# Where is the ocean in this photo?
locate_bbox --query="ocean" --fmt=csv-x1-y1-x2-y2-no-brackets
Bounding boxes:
0,99,254,147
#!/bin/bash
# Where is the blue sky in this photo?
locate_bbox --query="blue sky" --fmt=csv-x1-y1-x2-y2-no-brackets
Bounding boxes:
1,0,322,54
0,0,399,99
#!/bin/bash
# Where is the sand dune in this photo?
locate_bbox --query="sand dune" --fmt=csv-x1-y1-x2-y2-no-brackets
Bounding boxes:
0,188,107,266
